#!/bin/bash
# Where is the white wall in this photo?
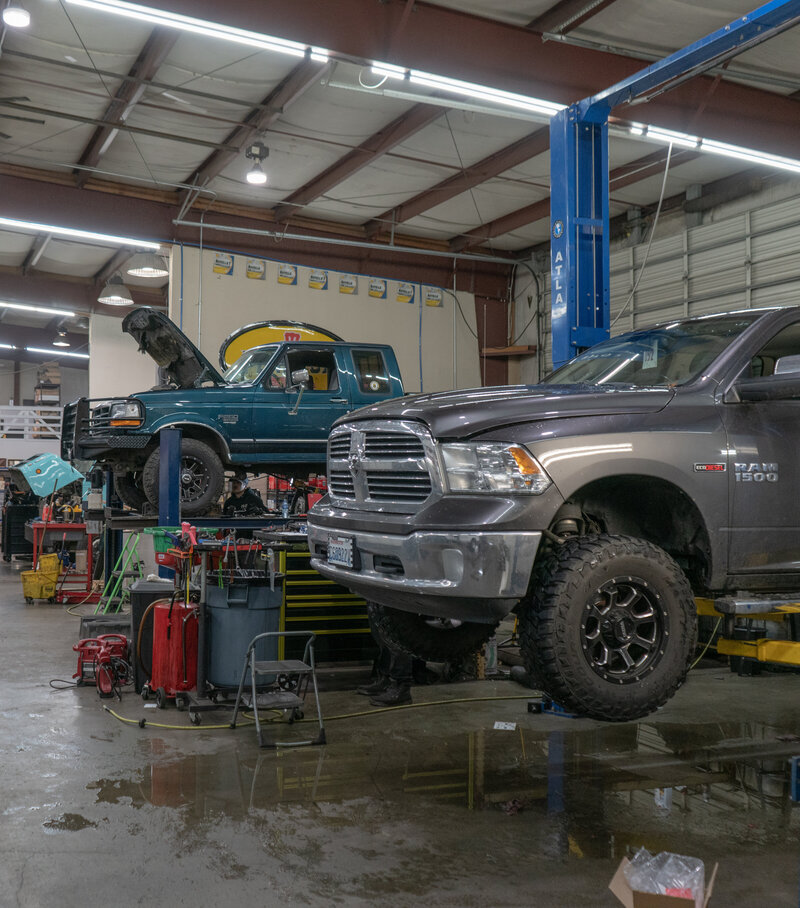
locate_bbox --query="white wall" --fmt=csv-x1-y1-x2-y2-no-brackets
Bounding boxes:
170,246,480,393
0,359,88,405
513,179,800,382
89,314,158,399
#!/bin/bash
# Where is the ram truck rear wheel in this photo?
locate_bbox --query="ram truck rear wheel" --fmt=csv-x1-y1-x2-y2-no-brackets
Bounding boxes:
367,602,498,662
519,534,697,722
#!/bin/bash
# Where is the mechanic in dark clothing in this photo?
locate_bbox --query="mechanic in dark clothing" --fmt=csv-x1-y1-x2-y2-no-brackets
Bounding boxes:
357,642,414,707
222,478,265,516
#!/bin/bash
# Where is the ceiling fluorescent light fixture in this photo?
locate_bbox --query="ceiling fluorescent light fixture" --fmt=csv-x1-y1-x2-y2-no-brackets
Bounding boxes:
701,138,800,174
0,343,17,350
0,301,76,318
0,216,161,250
646,126,700,149
624,122,800,175
26,346,90,359
64,0,325,60
371,62,565,118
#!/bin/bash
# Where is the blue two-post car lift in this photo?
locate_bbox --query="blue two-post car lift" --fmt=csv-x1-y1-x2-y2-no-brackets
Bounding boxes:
549,0,800,368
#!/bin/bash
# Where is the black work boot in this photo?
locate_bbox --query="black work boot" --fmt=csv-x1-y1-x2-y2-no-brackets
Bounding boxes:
356,676,389,696
369,681,412,707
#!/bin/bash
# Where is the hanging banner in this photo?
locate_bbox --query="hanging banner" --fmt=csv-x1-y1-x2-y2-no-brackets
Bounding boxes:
424,286,444,307
245,258,266,280
213,252,234,275
396,282,415,304
277,263,297,285
309,269,328,290
368,278,387,299
339,274,358,295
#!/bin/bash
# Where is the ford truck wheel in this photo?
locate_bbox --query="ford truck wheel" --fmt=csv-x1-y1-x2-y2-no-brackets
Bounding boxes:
115,471,148,511
142,438,224,517
519,534,696,722
367,602,498,662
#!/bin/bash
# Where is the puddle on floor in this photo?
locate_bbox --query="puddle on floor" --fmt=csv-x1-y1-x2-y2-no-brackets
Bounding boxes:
85,717,800,857
43,812,98,832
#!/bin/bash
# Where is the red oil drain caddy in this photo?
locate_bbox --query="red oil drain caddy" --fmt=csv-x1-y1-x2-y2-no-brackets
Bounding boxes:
138,596,199,712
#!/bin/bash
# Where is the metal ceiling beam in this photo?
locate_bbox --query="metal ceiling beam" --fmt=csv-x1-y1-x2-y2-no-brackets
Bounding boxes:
95,249,135,286
74,28,179,186
528,0,622,35
450,146,701,252
364,126,551,238
0,100,232,151
21,233,52,275
148,0,800,159
182,58,329,206
0,266,164,315
272,103,444,222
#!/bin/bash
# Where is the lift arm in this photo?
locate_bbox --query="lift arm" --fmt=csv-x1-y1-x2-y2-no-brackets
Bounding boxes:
549,0,800,367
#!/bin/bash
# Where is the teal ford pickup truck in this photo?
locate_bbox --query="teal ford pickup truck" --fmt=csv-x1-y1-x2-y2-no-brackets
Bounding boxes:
62,308,404,515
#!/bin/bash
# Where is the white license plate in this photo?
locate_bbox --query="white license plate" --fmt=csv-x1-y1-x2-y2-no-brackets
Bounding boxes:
327,535,354,568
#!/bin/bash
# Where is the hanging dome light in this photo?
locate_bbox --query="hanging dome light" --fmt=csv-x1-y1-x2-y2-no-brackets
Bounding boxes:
52,329,70,347
2,4,30,27
98,273,134,306
244,141,269,186
125,252,169,278
246,162,268,185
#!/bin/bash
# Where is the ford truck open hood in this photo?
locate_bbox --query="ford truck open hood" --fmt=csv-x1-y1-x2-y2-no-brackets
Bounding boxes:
340,383,675,438
122,307,225,389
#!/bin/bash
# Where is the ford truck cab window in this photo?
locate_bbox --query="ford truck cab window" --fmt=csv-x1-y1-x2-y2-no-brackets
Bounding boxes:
545,314,758,387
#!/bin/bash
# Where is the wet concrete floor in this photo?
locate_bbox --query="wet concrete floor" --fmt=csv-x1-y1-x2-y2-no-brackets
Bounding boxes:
2,560,800,906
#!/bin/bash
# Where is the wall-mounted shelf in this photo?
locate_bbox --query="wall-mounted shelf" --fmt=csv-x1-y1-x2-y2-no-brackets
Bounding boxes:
480,345,537,358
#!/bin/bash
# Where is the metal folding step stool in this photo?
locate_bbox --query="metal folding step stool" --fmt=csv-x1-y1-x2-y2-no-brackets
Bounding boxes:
230,631,326,748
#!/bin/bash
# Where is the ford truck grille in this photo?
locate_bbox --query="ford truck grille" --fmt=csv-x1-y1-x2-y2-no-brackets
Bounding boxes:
327,420,437,513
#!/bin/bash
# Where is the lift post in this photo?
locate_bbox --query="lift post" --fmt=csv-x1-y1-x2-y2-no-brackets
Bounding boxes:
549,0,800,368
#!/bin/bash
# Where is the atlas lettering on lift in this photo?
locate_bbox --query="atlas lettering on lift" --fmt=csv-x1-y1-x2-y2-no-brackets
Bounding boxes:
734,462,778,482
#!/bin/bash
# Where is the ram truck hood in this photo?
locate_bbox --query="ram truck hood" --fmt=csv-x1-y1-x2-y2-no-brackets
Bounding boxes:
122,307,225,390
339,383,675,438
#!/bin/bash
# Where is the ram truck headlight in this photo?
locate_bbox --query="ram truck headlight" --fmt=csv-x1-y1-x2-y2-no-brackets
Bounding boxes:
439,442,552,494
109,400,143,427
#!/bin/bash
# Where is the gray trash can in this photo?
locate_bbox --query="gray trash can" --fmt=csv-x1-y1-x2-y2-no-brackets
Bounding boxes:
206,574,284,689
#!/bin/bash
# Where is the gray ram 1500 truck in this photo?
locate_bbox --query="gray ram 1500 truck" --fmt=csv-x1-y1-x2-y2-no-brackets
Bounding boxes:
308,306,800,720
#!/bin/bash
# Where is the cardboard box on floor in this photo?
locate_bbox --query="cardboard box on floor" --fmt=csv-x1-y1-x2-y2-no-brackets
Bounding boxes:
609,857,718,907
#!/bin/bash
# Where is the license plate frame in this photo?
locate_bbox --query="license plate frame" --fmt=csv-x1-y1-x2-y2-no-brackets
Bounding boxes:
327,534,355,569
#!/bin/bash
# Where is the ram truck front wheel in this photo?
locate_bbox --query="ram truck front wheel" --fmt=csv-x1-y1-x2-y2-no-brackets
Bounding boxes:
519,534,697,722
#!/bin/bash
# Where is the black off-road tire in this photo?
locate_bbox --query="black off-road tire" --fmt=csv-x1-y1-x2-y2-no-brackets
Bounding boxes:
366,602,498,662
115,471,148,511
142,437,224,517
519,534,697,722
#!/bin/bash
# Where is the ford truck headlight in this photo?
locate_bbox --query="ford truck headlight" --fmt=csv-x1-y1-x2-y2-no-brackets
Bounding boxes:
109,400,143,427
440,442,552,494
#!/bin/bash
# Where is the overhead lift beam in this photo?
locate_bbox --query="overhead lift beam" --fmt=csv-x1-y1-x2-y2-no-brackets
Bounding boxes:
549,0,800,367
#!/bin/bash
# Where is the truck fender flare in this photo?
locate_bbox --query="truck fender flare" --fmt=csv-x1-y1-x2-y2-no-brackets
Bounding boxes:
152,421,231,462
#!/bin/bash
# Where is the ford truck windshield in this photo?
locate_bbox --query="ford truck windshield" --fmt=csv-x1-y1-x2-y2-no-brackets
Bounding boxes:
223,344,279,384
544,314,760,388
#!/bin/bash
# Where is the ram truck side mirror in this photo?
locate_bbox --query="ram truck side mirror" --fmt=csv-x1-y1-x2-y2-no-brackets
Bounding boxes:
728,372,800,403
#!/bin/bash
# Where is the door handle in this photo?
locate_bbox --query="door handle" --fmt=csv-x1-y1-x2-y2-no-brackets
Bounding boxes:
330,398,348,403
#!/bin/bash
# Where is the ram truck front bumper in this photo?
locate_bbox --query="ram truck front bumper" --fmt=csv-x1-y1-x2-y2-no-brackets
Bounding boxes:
307,524,541,623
